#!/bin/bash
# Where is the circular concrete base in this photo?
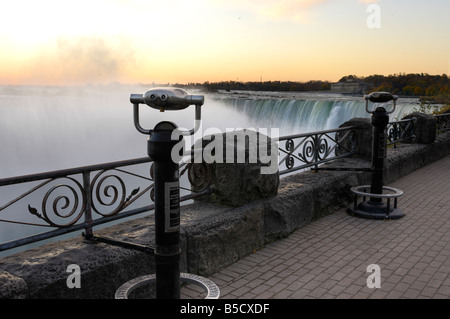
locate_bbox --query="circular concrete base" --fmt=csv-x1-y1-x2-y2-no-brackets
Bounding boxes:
115,273,220,299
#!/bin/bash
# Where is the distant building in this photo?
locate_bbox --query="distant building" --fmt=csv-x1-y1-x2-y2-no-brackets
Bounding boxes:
330,80,372,95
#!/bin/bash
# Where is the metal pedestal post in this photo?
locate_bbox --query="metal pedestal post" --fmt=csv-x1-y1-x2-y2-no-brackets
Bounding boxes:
115,88,220,300
148,122,181,299
114,124,221,299
347,92,404,220
370,107,388,201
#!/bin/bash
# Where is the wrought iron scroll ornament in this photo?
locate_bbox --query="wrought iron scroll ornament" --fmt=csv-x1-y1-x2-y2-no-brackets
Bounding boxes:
284,139,296,170
334,129,356,157
185,163,212,192
279,126,356,174
387,123,401,144
299,136,315,165
22,170,151,227
386,118,416,147
1,157,214,231
283,135,330,168
435,113,450,134
90,169,152,217
27,177,86,227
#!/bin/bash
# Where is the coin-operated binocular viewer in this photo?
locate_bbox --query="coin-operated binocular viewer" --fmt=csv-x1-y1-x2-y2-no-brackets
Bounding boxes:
347,92,404,220
115,88,219,299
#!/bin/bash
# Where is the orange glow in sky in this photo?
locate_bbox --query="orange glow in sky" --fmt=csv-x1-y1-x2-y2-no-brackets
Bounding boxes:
0,0,449,85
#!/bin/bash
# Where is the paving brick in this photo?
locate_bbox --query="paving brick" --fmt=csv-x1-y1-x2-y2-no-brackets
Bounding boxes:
273,289,293,299
255,290,275,299
290,288,310,299
201,155,450,299
403,288,421,299
436,285,450,296
384,289,404,299
232,285,254,297
307,287,328,298
286,280,304,292
268,282,288,294
229,278,250,289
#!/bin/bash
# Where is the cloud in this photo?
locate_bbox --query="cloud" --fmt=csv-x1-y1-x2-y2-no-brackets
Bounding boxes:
57,37,129,77
212,0,331,23
214,0,379,23
28,36,136,85
258,0,329,22
214,0,381,23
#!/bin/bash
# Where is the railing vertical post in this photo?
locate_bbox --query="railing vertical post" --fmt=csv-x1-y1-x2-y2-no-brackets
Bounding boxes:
82,171,93,238
313,133,319,172
392,122,398,148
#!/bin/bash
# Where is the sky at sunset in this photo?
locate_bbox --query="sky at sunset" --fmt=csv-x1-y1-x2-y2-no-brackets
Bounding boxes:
0,0,449,86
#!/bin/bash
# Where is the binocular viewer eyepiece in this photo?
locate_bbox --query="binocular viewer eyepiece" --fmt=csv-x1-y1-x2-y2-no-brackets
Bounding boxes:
365,91,398,114
365,92,397,103
130,87,204,112
131,87,204,136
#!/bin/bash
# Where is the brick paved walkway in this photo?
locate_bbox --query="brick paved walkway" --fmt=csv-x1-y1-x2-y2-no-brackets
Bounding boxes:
182,154,450,299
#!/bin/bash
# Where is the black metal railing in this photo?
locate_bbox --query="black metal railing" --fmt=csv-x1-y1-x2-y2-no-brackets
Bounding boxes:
278,126,357,175
435,113,450,134
2,115,447,253
0,157,212,253
387,118,416,148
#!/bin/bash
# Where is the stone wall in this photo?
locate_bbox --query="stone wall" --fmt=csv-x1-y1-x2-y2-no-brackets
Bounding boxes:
0,120,449,299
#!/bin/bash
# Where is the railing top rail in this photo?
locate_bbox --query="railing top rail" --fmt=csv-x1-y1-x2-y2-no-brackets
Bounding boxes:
0,157,152,187
434,113,450,118
278,125,357,141
388,118,416,124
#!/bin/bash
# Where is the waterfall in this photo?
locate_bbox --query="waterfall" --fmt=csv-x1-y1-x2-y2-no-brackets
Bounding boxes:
219,95,417,136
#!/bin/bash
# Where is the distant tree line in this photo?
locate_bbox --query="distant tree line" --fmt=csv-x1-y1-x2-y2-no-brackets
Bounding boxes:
176,73,448,98
175,80,331,92
172,73,449,111
339,73,449,97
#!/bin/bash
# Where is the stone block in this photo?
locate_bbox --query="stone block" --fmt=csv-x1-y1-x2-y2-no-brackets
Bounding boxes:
193,129,279,207
339,118,372,159
402,112,436,144
0,271,28,299
182,201,265,276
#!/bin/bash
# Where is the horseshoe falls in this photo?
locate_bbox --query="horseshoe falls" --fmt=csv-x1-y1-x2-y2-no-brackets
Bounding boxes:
0,88,418,178
218,94,417,136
